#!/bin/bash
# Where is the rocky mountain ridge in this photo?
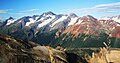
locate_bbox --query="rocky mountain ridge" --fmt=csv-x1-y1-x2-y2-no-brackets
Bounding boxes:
0,11,120,46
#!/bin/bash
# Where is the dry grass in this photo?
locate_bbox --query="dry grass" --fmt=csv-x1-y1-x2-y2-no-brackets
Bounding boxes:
106,50,120,63
88,47,120,63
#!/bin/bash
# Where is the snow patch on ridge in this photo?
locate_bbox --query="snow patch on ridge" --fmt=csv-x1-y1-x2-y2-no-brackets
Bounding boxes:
38,15,55,28
6,19,15,25
51,15,68,27
25,18,35,26
68,17,78,26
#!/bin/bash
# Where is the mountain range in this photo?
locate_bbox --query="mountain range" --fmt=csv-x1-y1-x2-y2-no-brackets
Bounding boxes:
0,11,120,48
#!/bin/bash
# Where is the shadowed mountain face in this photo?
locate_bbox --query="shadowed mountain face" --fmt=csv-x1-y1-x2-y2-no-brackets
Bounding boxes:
0,33,38,63
0,33,69,63
0,33,89,63
0,11,120,47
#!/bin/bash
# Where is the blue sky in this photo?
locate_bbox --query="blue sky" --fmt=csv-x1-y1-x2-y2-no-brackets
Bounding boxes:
0,0,120,19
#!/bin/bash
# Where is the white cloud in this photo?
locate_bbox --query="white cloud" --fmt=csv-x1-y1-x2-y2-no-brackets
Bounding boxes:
71,2,120,14
6,9,39,15
94,2,120,8
20,9,39,12
0,9,13,14
8,12,24,15
0,10,8,13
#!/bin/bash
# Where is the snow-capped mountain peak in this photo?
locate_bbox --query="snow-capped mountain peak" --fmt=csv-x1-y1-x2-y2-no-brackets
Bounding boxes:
36,11,56,22
6,17,15,25
112,15,120,23
68,13,78,26
81,15,97,21
2,12,120,38
37,13,56,28
100,17,111,20
8,17,14,20
101,15,120,23
75,15,97,25
69,13,78,18
51,15,68,27
42,11,56,17
32,15,40,20
25,18,36,26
